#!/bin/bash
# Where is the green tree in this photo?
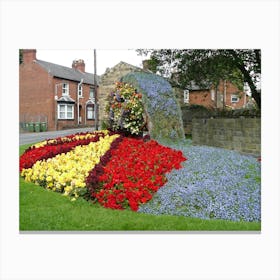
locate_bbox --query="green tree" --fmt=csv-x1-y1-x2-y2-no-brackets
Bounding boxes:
137,49,261,109
19,49,23,64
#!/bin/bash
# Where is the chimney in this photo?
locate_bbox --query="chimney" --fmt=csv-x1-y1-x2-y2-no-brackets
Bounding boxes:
72,59,85,72
22,49,37,64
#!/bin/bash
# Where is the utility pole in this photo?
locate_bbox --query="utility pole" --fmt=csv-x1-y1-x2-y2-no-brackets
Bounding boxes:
94,49,99,130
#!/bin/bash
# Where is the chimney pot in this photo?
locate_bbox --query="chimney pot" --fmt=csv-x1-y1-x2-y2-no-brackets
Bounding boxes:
72,59,85,72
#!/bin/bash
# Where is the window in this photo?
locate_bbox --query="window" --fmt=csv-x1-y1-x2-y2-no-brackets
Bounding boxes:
87,104,95,119
62,83,69,96
90,87,95,100
58,104,74,119
210,89,215,101
78,84,83,97
183,90,189,103
231,94,239,103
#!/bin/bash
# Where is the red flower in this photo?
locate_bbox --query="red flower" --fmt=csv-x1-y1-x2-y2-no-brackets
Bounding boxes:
20,131,106,171
86,137,187,211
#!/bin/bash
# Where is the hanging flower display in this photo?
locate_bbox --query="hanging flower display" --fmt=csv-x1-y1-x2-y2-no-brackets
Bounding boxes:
107,82,145,135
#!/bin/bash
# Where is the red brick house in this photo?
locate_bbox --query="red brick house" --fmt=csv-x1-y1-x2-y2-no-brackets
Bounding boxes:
19,49,99,131
182,80,249,109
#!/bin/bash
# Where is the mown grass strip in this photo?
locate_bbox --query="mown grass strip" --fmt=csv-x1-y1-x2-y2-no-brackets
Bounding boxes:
20,177,261,231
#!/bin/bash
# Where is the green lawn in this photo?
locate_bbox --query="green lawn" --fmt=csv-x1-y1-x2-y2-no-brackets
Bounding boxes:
19,144,261,231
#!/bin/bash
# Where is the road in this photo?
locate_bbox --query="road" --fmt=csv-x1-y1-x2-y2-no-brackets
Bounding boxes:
19,127,96,145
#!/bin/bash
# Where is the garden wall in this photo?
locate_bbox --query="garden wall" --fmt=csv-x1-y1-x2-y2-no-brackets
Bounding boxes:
192,117,261,155
181,105,261,136
181,105,213,135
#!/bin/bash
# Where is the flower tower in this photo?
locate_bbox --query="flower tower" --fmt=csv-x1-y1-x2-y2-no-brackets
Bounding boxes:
106,72,185,141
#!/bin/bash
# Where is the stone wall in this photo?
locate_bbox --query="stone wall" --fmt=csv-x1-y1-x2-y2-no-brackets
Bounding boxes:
181,105,213,135
192,117,261,155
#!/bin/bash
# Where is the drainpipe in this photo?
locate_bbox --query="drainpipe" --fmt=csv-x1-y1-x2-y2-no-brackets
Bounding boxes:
223,80,227,108
215,83,219,108
84,105,87,126
94,49,98,130
77,79,84,125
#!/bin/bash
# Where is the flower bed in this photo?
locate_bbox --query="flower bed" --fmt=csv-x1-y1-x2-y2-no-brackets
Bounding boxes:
138,141,261,222
20,131,108,171
21,133,120,198
87,138,186,210
32,130,109,148
20,131,261,222
20,130,186,208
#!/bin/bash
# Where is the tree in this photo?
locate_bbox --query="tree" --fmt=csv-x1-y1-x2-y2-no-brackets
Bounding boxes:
137,49,261,109
19,49,23,64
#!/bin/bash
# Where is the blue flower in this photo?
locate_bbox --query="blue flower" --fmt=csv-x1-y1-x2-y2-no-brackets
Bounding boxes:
138,141,261,222
121,72,185,140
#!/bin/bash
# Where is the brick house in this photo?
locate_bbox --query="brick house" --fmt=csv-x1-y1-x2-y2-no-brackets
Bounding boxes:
142,59,250,110
182,80,249,109
19,49,99,131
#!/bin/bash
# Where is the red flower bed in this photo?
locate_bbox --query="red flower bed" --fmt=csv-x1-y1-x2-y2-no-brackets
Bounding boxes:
20,131,107,171
86,138,187,211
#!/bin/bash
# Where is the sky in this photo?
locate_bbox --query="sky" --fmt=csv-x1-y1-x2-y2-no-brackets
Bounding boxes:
36,49,149,76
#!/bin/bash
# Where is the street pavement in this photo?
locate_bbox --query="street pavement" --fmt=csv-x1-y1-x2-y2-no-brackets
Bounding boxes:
19,127,96,145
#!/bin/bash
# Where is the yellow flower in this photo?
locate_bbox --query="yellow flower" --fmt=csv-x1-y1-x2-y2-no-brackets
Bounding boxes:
46,176,52,182
21,133,119,199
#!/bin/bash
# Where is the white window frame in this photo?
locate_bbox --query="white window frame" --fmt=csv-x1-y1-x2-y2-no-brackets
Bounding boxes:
62,83,69,96
210,89,215,101
183,90,189,104
86,104,95,120
90,87,95,101
78,84,83,97
58,104,74,119
231,94,239,103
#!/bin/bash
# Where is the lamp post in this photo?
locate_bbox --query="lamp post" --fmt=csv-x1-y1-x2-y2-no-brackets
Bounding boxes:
94,49,99,131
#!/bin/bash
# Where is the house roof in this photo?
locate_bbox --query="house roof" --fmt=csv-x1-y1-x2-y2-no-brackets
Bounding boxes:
36,60,100,85
187,81,212,91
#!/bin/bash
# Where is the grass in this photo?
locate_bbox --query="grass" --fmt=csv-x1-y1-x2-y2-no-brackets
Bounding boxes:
19,143,261,231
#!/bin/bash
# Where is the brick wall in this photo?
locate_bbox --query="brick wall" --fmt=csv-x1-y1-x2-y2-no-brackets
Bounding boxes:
192,117,261,156
20,61,54,125
52,78,95,130
189,90,216,108
174,81,247,109
20,60,96,131
217,81,247,109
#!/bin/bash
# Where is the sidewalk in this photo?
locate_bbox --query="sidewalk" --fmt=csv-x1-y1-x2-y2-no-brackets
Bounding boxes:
19,127,96,145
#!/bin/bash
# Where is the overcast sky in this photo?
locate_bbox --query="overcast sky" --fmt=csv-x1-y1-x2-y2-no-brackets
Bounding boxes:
36,49,149,76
